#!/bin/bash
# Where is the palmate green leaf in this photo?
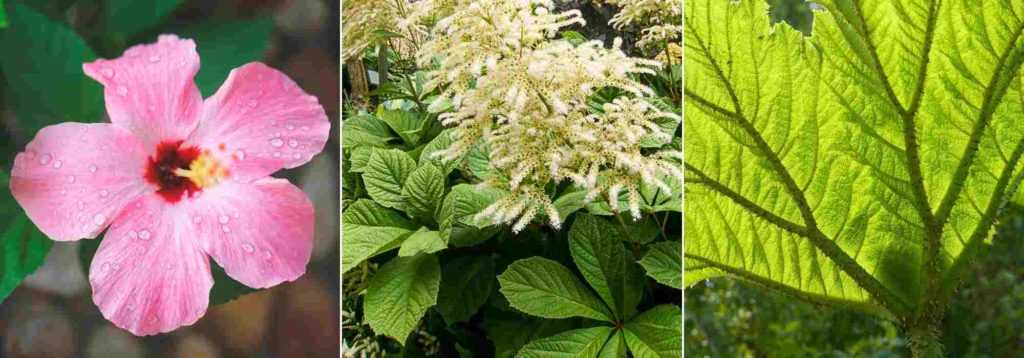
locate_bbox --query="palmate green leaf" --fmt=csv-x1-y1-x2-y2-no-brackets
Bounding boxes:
568,214,644,320
498,257,613,322
401,162,445,221
104,0,182,37
622,305,681,358
363,148,418,210
597,331,627,358
364,253,441,343
0,3,103,133
685,0,1024,318
398,228,446,257
516,326,614,358
0,173,52,302
484,308,576,358
436,255,494,325
341,199,418,274
639,241,682,289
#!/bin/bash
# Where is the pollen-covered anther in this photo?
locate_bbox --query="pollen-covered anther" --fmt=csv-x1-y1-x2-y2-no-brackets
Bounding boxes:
173,151,229,188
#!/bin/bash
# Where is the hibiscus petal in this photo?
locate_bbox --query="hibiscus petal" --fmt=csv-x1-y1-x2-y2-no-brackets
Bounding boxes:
89,193,212,336
83,34,202,146
10,123,151,241
187,62,330,182
187,178,313,288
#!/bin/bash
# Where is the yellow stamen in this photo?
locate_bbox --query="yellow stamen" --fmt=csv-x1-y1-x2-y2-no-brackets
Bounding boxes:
173,152,228,188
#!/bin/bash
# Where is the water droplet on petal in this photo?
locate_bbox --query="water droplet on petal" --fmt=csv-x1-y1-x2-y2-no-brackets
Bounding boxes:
235,149,246,160
93,214,106,225
148,55,161,63
242,243,255,253
218,215,229,224
128,230,138,239
117,86,128,96
89,164,98,173
273,152,282,158
301,126,310,131
286,124,295,130
100,190,109,197
292,153,302,160
163,262,173,270
60,189,67,196
101,262,111,271
52,160,63,169
39,154,52,165
67,175,75,183
269,138,284,147
138,230,151,240
221,225,231,233
101,68,114,78
263,250,273,260
288,139,298,148
247,99,258,108
111,263,121,270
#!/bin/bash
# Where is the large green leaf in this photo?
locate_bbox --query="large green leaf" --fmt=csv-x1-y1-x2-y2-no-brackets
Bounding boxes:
419,129,459,174
497,257,613,322
436,255,494,325
684,0,1024,317
180,18,274,96
104,0,182,37
568,214,644,320
343,114,396,149
437,184,505,247
517,326,614,358
0,3,103,133
362,148,418,210
639,241,682,289
598,331,627,358
622,305,681,358
341,199,418,274
401,162,445,221
484,308,576,358
398,228,446,257
0,173,52,302
364,254,441,343
377,106,427,145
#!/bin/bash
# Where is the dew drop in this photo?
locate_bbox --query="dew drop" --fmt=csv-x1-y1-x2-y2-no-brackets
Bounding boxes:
163,262,173,270
128,230,138,239
39,154,52,165
288,139,299,148
263,250,273,260
242,243,255,253
101,262,111,271
269,138,284,147
67,175,76,183
89,164,98,173
148,55,161,63
234,149,246,160
52,160,63,169
93,214,106,225
60,189,67,196
301,126,310,131
292,153,302,159
101,68,114,78
221,225,231,233
138,230,151,240
117,86,128,96
247,99,258,108
100,190,109,197
218,215,230,224
273,152,282,158
111,263,121,270
286,124,295,130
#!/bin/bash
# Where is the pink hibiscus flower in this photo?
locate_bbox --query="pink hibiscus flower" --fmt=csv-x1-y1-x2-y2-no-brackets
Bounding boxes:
8,35,330,335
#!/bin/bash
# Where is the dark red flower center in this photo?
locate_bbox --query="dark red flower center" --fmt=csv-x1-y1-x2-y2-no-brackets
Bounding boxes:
145,140,201,203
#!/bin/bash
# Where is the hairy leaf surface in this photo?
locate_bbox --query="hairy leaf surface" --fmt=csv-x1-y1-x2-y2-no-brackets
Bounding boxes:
685,0,1024,316
365,254,441,343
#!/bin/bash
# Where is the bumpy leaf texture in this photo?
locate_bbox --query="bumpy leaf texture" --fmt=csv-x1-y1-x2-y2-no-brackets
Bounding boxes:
685,0,1024,316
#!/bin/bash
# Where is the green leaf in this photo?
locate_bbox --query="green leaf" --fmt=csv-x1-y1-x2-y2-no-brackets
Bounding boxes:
497,257,613,322
104,0,183,37
622,305,681,358
465,141,500,180
347,146,374,173
484,308,576,358
398,228,446,257
0,3,103,133
436,255,495,325
362,148,418,210
568,214,644,320
419,129,459,174
598,331,627,358
364,254,441,343
0,205,53,302
517,326,614,358
559,30,588,46
437,184,505,247
377,106,427,145
180,18,273,96
343,114,396,149
638,241,681,289
401,163,445,221
552,190,587,219
0,2,7,29
616,215,660,244
341,199,418,274
684,0,1024,316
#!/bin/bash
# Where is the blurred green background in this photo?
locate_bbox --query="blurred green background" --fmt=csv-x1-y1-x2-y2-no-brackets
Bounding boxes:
0,0,340,357
684,1,1024,357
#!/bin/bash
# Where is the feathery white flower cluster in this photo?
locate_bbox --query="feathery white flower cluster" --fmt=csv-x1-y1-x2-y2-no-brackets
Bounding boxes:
342,0,429,61
415,0,681,232
595,0,682,50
